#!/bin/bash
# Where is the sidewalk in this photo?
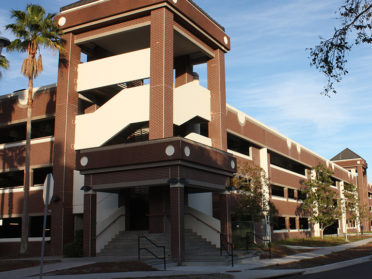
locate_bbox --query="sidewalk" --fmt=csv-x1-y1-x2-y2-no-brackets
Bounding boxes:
0,237,371,279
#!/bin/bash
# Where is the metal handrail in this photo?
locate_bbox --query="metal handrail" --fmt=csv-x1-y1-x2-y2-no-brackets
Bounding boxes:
246,231,271,258
138,235,166,270
96,214,125,238
185,212,221,233
220,233,234,267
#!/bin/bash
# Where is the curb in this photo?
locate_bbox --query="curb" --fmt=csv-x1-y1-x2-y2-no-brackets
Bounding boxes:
303,255,372,275
251,270,304,279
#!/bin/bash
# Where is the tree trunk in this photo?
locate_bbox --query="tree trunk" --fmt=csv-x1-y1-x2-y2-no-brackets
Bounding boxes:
20,77,33,256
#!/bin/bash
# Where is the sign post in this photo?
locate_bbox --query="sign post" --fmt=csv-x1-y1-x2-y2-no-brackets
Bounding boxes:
39,173,54,279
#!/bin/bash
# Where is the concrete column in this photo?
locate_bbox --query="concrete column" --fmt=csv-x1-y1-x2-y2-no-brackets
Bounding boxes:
175,55,193,88
311,169,321,237
340,181,347,234
259,148,271,241
83,191,97,257
51,33,81,255
207,49,227,151
170,183,184,265
149,8,174,140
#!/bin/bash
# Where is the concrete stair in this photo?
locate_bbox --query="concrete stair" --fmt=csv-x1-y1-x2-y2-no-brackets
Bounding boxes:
98,230,170,258
98,229,233,265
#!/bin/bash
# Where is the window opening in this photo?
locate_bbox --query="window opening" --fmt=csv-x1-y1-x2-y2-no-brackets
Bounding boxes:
270,151,307,175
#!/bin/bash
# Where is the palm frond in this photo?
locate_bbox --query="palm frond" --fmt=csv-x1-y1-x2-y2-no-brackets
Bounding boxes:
6,4,65,79
0,57,9,69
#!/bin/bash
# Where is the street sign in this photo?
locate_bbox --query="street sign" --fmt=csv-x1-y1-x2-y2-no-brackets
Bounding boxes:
40,173,54,279
43,173,54,205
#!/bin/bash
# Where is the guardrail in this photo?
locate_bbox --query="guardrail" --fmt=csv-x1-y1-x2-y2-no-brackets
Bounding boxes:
138,235,166,270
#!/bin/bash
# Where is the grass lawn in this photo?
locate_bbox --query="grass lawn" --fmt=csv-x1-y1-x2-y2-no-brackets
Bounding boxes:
46,261,156,275
115,275,233,279
274,235,372,247
0,260,60,272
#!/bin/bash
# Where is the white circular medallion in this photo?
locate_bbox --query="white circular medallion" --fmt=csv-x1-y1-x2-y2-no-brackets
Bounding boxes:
184,146,191,157
80,156,88,167
173,0,178,3
58,17,66,27
224,36,229,45
165,145,175,156
231,160,236,169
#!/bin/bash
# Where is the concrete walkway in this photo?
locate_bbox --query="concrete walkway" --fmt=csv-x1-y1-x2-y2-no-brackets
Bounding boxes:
0,237,371,279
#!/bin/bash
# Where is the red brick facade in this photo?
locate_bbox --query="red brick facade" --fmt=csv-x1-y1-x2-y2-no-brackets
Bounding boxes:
0,0,370,261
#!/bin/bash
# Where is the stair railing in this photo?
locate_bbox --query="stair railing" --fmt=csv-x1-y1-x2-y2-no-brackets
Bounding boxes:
138,235,166,270
245,231,272,258
220,233,234,267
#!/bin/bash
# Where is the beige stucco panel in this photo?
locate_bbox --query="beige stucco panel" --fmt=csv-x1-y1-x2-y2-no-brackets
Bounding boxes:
74,84,150,150
77,48,150,92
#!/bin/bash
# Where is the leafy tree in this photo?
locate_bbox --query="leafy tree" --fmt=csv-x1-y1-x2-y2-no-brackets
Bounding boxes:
301,164,341,238
309,0,372,95
343,182,368,232
6,4,64,255
231,163,277,224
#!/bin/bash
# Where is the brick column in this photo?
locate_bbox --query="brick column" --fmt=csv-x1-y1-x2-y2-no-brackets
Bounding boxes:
357,165,368,230
83,191,97,257
175,55,193,88
51,33,81,255
219,192,232,243
149,8,174,140
207,49,227,151
170,183,184,265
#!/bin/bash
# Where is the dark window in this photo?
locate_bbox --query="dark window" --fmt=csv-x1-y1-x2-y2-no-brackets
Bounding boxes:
270,151,307,175
126,127,149,143
288,188,295,199
273,217,286,230
289,217,296,230
105,122,149,145
299,218,309,230
297,190,307,200
0,217,21,238
174,117,209,138
227,133,251,156
368,192,372,199
344,183,354,192
30,216,51,237
0,123,26,144
0,171,24,188
330,177,340,187
31,118,55,139
271,185,285,197
33,167,53,185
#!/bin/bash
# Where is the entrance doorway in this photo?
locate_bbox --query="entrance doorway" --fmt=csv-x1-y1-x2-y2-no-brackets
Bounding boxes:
127,193,149,231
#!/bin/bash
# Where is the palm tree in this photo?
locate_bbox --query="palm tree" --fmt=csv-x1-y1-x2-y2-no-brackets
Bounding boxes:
6,4,64,255
0,36,10,77
0,57,9,77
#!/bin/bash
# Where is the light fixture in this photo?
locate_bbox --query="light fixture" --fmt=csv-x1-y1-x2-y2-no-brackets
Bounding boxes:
80,185,92,192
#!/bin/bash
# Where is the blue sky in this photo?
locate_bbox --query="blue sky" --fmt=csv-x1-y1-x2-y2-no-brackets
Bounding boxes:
0,0,371,177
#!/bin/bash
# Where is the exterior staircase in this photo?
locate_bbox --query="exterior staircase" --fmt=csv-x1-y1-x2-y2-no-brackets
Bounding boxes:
98,229,231,265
